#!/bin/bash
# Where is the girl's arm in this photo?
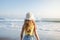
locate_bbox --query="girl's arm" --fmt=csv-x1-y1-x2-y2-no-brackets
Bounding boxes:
33,20,40,40
20,24,24,40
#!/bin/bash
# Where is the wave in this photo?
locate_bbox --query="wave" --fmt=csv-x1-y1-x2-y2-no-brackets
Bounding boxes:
0,19,40,22
39,28,60,32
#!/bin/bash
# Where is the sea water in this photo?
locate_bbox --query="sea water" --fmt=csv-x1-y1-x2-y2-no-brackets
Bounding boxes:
0,20,60,40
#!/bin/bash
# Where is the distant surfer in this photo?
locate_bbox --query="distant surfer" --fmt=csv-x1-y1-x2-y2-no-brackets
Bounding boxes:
20,12,40,40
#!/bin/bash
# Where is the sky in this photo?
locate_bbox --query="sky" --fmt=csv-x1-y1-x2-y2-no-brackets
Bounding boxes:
0,0,60,19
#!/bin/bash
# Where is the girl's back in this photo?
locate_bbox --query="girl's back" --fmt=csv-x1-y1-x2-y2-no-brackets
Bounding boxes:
24,20,34,36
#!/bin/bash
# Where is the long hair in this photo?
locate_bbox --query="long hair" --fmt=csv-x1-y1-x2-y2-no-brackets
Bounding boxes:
23,20,34,30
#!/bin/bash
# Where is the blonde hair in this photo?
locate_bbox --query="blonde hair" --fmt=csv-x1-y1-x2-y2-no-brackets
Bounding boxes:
24,20,34,28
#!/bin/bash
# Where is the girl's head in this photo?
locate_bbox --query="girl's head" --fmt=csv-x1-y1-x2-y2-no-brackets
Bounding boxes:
24,12,35,26
25,12,35,21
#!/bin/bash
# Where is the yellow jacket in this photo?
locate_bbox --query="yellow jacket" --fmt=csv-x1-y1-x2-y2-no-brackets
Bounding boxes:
24,22,34,36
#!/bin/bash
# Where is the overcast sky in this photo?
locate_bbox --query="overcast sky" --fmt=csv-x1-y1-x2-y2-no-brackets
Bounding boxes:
0,0,60,19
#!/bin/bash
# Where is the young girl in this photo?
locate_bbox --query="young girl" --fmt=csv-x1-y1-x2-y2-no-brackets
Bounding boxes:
20,12,40,40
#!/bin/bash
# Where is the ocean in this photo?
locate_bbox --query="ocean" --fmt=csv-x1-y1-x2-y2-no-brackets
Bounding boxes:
0,20,60,40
